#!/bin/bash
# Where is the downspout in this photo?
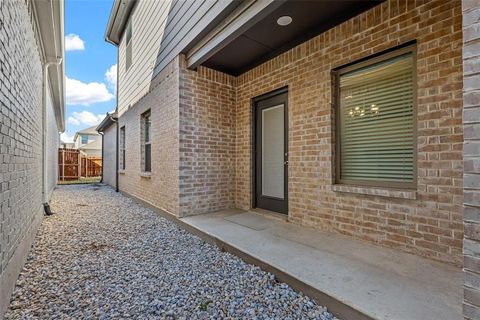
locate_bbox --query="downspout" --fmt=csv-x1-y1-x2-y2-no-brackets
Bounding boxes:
99,132,104,183
99,115,118,188
115,119,119,192
42,58,62,216
115,47,119,193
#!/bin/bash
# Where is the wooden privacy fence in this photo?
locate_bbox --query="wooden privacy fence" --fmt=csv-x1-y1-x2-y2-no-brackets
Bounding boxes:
81,157,102,177
58,148,80,180
58,148,102,180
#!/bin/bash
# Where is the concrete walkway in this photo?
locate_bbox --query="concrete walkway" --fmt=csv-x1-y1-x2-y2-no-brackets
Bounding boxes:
181,209,463,320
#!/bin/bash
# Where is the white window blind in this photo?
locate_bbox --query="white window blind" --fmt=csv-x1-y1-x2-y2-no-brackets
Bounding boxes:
120,127,125,170
141,111,151,173
262,105,284,199
338,52,414,187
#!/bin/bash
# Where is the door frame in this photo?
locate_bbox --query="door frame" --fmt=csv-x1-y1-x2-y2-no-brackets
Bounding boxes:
251,86,288,214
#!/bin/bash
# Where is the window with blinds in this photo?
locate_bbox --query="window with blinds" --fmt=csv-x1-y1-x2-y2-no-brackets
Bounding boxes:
336,47,415,188
141,110,151,173
120,126,126,170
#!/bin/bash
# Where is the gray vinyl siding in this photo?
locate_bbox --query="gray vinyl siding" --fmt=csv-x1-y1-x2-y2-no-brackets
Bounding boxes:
152,0,235,78
117,0,234,116
117,0,172,116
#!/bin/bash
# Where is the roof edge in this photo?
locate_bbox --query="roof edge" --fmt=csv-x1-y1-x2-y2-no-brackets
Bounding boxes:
31,0,66,132
105,0,136,46
96,112,118,133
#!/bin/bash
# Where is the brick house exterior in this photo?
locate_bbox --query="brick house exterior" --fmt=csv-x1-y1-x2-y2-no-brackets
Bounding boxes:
96,113,118,188
462,0,480,318
0,0,65,317
235,0,464,265
104,0,478,317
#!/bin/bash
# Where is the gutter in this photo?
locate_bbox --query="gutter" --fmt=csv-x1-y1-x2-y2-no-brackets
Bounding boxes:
99,132,104,183
30,0,65,215
42,58,62,216
116,120,119,192
115,48,119,193
102,7,122,192
104,0,137,45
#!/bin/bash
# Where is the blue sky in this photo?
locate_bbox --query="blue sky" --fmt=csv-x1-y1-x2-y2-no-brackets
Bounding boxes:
62,0,116,142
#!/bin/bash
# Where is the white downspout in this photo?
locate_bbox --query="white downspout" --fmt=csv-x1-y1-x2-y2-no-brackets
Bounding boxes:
42,58,62,215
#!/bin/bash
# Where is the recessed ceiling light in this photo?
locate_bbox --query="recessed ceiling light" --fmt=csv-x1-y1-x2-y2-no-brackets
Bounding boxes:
277,16,292,26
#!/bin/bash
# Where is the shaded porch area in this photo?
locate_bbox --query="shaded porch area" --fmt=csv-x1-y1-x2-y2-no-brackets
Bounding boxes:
180,209,462,320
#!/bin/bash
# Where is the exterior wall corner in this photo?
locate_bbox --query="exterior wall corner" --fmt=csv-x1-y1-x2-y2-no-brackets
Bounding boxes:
462,0,480,318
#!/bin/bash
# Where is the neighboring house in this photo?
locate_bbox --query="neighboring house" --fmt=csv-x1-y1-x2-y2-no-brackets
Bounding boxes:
73,125,103,157
60,141,74,149
97,112,118,188
104,0,480,317
0,0,65,317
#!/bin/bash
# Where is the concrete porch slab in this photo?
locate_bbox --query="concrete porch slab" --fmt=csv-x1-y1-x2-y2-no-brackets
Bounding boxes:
181,209,462,320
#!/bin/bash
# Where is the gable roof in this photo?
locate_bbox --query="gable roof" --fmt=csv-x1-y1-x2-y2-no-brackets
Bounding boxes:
79,138,102,151
78,125,99,135
74,125,100,142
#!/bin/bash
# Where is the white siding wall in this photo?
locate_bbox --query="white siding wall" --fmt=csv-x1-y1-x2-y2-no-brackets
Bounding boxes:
117,0,235,116
74,133,100,148
118,0,174,116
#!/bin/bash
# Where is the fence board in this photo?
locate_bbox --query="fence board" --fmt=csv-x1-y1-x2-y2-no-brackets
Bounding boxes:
81,157,102,177
58,149,102,180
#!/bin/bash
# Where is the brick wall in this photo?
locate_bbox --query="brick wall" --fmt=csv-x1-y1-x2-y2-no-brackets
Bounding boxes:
116,0,464,265
462,0,480,318
117,55,237,217
235,0,464,265
102,123,117,188
178,57,236,216
118,58,180,216
0,0,56,316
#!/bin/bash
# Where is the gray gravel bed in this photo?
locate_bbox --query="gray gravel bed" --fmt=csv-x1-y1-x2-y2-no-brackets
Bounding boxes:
5,184,338,320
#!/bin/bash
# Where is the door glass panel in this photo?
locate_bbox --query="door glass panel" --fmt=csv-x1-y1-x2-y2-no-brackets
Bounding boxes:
262,104,284,199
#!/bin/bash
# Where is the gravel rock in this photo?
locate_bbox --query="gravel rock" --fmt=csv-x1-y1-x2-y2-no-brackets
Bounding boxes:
5,184,338,320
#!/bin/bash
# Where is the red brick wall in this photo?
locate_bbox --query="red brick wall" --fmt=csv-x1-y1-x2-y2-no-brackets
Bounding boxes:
235,0,464,265
179,58,237,216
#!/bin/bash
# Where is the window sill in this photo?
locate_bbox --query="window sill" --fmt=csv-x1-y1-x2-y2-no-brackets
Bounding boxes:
332,184,417,200
140,172,152,179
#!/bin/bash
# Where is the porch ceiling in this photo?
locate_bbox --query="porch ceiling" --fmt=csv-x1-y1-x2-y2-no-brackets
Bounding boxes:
202,0,384,76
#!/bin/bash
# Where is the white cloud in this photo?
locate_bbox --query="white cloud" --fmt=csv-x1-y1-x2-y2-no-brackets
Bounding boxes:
68,111,106,127
65,34,85,51
105,64,117,93
61,132,74,143
66,77,114,106
67,116,80,126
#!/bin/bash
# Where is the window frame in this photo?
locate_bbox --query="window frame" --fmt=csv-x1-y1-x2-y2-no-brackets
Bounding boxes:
81,135,88,144
333,44,417,190
141,110,151,173
120,126,126,170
